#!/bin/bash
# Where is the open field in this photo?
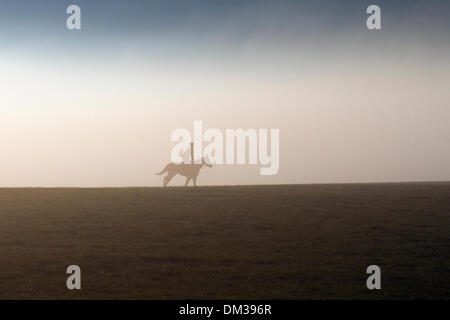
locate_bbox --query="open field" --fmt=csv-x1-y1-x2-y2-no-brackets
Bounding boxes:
0,183,449,299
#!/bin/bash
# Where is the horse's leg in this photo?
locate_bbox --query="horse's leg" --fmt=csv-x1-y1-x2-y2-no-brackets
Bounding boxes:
164,172,176,186
193,177,197,186
184,177,191,186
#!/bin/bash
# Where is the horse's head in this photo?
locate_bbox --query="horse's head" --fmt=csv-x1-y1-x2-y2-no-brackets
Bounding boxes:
202,158,213,168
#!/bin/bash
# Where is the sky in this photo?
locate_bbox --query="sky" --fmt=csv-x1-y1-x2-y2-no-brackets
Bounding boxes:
0,0,449,186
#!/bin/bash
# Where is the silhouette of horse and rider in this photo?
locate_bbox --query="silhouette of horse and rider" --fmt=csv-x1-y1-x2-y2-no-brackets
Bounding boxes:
156,143,212,186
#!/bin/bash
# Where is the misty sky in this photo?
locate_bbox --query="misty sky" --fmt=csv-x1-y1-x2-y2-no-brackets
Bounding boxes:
1,0,449,186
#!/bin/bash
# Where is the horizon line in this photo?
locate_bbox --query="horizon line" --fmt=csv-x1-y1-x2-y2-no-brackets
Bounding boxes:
1,180,450,189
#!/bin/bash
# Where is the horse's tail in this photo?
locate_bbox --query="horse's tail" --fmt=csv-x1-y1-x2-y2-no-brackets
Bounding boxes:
156,163,171,175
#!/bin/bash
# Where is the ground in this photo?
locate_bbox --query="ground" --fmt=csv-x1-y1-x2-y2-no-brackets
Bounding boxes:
0,183,449,299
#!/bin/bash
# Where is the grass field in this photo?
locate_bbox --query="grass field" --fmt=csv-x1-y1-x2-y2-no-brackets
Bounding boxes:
0,183,449,299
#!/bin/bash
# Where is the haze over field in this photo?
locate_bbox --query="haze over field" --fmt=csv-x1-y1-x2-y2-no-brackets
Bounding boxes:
1,0,449,186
